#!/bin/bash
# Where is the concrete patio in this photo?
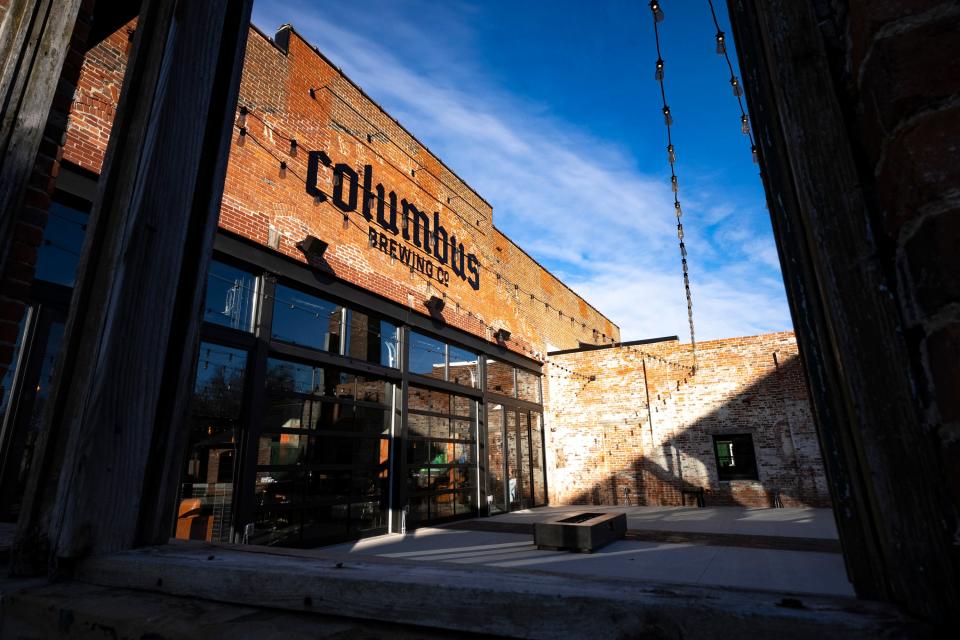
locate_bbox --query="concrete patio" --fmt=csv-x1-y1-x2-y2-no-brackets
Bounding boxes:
325,506,852,597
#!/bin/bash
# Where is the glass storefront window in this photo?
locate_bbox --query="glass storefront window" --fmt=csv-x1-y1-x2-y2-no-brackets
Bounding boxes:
345,310,399,368
486,359,515,397
204,260,257,332
409,331,445,379
405,386,477,525
517,369,541,403
272,284,343,353
448,345,479,388
34,195,89,287
255,356,393,546
176,342,248,544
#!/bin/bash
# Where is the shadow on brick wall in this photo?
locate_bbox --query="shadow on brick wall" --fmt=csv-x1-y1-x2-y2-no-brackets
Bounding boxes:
554,354,832,509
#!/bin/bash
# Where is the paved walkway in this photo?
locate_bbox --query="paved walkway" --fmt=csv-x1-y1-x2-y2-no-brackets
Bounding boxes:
487,505,839,539
325,507,852,597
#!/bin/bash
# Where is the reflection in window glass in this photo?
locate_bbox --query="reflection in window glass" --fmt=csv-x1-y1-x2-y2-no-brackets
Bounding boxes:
409,331,445,379
531,412,545,506
272,284,343,353
176,343,248,544
516,369,541,403
0,310,29,421
346,310,399,368
34,196,88,287
448,345,478,388
204,260,256,332
486,359,515,397
405,386,477,525
254,360,393,546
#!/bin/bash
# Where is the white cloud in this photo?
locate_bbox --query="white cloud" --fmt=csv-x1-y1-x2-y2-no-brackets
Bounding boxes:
256,4,793,342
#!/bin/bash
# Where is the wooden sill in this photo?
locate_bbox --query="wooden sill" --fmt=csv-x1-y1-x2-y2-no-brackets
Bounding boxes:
69,541,917,639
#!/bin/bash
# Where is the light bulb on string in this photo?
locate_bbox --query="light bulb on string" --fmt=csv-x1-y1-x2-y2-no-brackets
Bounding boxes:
741,114,750,135
667,144,676,164
650,0,664,22
655,58,664,81
674,201,682,217
671,175,679,193
662,106,673,126
751,145,759,164
237,105,248,128
730,76,742,97
716,31,726,55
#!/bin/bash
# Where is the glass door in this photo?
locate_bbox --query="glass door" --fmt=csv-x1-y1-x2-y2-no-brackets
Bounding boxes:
486,403,506,514
487,406,546,514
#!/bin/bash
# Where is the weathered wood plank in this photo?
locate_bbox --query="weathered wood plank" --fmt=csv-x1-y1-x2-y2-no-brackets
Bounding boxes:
726,0,960,621
13,0,253,568
74,544,922,639
0,0,83,272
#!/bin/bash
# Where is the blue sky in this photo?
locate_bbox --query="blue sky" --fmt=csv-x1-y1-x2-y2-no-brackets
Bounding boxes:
251,0,792,342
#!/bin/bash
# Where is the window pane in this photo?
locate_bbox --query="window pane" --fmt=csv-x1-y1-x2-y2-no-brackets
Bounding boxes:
192,344,247,419
35,196,88,287
265,359,323,395
531,412,545,506
517,369,541,403
448,345,479,388
272,284,343,353
486,359,515,397
176,342,247,544
346,310,399,368
204,260,256,332
408,387,450,413
409,331,445,379
0,309,28,420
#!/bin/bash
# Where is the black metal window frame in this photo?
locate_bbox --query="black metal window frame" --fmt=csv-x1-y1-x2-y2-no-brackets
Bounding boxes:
185,229,549,544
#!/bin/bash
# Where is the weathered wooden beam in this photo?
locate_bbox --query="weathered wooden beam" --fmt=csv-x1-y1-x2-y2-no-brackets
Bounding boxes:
73,543,923,639
726,0,960,622
12,0,252,569
0,0,83,273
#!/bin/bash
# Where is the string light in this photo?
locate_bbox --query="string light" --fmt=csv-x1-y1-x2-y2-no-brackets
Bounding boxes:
655,58,664,81
706,0,759,165
650,0,664,23
730,76,742,97
650,0,698,373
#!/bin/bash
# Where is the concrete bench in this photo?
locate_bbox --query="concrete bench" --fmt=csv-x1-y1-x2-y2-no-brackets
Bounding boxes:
534,511,627,553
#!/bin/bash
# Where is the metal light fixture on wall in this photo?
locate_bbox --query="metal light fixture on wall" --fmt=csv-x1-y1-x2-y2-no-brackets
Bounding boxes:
494,328,511,343
425,295,445,316
296,235,328,265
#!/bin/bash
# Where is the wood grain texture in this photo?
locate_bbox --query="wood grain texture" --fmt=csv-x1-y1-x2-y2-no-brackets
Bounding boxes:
727,0,960,621
0,0,83,277
13,0,253,567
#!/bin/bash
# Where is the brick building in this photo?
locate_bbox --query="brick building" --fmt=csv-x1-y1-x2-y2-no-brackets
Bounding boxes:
0,19,828,548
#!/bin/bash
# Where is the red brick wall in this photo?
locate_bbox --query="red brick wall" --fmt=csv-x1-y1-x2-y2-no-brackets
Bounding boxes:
58,23,620,363
544,332,831,508
839,0,960,523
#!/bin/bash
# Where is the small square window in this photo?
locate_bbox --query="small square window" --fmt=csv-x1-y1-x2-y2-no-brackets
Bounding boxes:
713,434,758,481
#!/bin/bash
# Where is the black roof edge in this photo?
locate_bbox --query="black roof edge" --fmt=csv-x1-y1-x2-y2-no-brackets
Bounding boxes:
547,336,679,357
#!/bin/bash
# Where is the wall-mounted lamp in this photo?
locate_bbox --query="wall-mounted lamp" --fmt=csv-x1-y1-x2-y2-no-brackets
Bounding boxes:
425,295,445,315
494,328,511,343
309,87,317,99
296,235,328,264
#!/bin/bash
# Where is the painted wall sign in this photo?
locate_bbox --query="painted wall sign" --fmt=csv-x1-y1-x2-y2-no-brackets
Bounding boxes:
306,150,481,290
